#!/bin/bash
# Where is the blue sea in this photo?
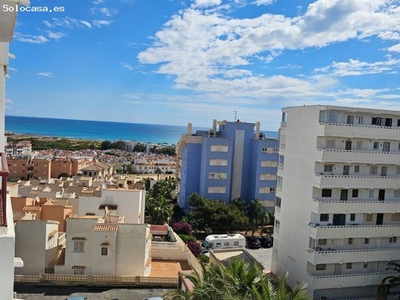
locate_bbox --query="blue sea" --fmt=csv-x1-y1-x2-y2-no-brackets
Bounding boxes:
5,116,278,145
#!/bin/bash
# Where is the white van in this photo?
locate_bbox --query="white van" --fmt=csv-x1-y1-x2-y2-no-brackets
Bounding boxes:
201,234,245,251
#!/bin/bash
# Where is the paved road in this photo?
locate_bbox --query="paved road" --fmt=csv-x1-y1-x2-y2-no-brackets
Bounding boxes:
246,247,273,272
14,286,172,300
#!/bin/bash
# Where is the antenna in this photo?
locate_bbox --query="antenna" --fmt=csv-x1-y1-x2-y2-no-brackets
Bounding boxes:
234,111,237,122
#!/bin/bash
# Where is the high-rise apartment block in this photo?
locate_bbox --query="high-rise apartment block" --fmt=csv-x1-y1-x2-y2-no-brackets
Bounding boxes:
272,105,400,299
176,120,278,210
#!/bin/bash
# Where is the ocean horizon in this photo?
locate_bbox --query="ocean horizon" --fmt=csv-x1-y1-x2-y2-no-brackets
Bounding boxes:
5,115,278,145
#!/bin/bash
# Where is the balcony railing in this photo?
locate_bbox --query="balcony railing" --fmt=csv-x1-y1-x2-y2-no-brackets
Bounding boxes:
309,223,400,239
319,122,400,139
316,148,400,164
314,173,400,189
311,198,400,214
0,153,9,226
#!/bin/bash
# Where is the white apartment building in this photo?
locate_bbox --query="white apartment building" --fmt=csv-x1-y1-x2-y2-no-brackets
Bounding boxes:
272,105,400,299
54,216,151,276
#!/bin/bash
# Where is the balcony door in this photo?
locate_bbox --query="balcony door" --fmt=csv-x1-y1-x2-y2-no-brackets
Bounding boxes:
343,166,350,175
385,118,393,127
383,142,390,152
340,189,348,201
381,166,387,177
347,115,354,124
345,141,352,150
376,213,384,225
333,214,346,225
379,189,385,201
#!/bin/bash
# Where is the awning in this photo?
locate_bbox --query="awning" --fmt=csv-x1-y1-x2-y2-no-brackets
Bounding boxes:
72,237,86,241
99,204,118,210
100,242,109,246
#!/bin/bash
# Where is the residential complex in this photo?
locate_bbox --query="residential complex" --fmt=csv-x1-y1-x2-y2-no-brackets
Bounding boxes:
272,105,400,299
176,120,278,210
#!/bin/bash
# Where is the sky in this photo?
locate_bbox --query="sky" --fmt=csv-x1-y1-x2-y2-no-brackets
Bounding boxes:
5,0,400,130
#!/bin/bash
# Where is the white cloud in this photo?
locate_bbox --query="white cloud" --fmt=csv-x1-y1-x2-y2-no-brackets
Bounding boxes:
14,33,49,44
195,0,222,8
388,43,400,52
8,67,17,72
254,0,275,6
91,7,118,17
93,0,104,4
5,99,13,104
47,30,66,40
44,17,93,29
138,0,400,102
37,72,54,77
314,58,400,77
80,20,92,28
121,62,134,71
93,20,113,27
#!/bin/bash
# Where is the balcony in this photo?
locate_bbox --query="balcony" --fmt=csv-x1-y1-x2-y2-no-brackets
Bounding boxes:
307,271,397,290
307,247,400,265
315,148,400,164
311,198,400,214
0,153,9,226
318,122,400,140
309,224,400,239
314,174,400,189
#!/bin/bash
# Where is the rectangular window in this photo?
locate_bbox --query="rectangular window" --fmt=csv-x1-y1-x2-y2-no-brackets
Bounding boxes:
216,243,221,248
234,241,239,246
73,241,85,253
356,141,362,150
101,247,108,256
346,263,353,269
261,160,272,167
320,214,329,222
210,145,229,152
389,237,397,243
321,189,332,197
358,116,364,124
373,142,379,150
324,165,333,172
348,238,353,244
209,172,227,179
318,239,327,246
366,214,373,222
260,174,277,180
391,213,400,221
276,197,281,208
350,214,356,221
209,159,228,166
270,187,275,192
208,186,226,194
394,190,400,198
370,166,378,175
354,165,360,173
224,242,229,246
316,264,326,271
363,262,368,269
396,166,400,175
326,139,335,148
369,190,374,198
352,189,359,198
73,269,84,275
364,238,369,244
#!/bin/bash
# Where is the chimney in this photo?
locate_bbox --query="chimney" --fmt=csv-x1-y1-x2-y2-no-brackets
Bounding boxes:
187,123,192,134
212,119,217,137
255,122,260,139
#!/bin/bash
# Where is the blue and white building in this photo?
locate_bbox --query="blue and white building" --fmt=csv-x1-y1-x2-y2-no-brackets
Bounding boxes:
176,119,279,210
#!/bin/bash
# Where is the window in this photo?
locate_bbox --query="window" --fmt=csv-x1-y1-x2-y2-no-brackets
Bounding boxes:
358,116,364,124
101,247,108,256
208,186,226,194
209,159,228,166
216,243,221,248
366,214,373,222
320,214,329,222
391,214,400,221
397,166,400,175
210,145,229,152
389,237,397,243
354,165,360,173
372,117,382,125
352,189,359,198
281,112,288,122
370,166,378,175
318,239,327,246
363,262,368,269
369,190,374,198
324,165,333,172
73,269,84,275
262,147,276,154
348,238,353,244
373,142,379,150
394,190,400,198
356,141,362,150
316,264,326,271
321,189,332,197
346,263,353,269
270,187,275,192
73,241,85,253
260,174,277,180
224,242,229,246
350,214,356,221
234,241,239,246
209,172,227,180
326,139,335,148
364,238,370,244
276,197,281,208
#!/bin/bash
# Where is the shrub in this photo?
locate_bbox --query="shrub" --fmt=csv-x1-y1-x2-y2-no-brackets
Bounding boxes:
198,254,210,264
178,234,196,243
187,241,202,257
173,222,193,236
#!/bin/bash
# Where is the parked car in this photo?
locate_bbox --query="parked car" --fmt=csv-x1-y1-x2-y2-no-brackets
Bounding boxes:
246,236,261,249
258,236,273,248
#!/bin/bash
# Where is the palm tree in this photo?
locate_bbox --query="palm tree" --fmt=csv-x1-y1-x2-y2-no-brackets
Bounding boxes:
155,167,162,181
146,195,174,225
378,262,400,300
164,258,311,300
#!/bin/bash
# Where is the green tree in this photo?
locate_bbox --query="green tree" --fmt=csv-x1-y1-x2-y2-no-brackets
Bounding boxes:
146,195,174,225
164,258,310,300
155,167,162,181
100,140,112,150
248,199,266,229
378,262,400,300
